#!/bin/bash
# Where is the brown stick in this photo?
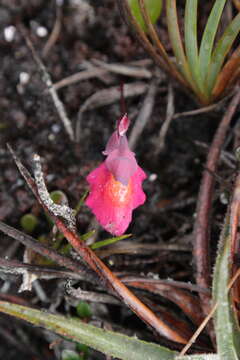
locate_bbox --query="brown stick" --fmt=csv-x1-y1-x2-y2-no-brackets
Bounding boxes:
193,87,240,317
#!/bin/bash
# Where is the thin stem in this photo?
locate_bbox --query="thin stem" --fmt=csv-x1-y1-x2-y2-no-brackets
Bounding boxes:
193,87,240,320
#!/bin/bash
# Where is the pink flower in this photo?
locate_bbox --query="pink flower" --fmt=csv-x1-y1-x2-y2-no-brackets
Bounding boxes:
85,114,146,235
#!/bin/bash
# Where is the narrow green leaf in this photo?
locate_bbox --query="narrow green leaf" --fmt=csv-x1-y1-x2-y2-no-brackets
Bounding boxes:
91,233,132,250
184,0,201,90
128,0,162,32
207,12,240,93
212,214,240,359
75,190,89,215
81,230,96,242
0,301,176,360
198,0,227,89
166,0,193,85
76,301,92,319
177,355,219,360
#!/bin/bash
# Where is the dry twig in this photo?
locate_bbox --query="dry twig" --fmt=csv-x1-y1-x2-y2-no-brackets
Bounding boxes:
156,83,175,152
129,76,159,149
42,2,62,57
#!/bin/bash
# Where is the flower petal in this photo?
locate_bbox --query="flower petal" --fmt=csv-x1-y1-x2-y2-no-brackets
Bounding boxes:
85,162,146,235
105,149,137,185
102,131,119,155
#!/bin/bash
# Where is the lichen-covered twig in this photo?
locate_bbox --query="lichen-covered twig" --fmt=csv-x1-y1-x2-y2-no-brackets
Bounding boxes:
0,221,94,283
33,154,76,231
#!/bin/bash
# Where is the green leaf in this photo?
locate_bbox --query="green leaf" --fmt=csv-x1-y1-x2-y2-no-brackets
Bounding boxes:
184,0,201,90
212,214,240,359
166,0,193,86
76,301,92,319
91,233,132,250
81,230,96,242
62,350,83,360
198,0,227,90
20,213,38,233
0,301,176,360
128,0,162,32
207,12,240,93
75,343,89,359
75,190,89,215
50,190,68,204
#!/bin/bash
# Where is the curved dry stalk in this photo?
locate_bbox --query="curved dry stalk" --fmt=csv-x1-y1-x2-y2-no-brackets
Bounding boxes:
212,45,240,99
180,172,240,356
42,2,62,57
193,88,240,319
122,277,205,326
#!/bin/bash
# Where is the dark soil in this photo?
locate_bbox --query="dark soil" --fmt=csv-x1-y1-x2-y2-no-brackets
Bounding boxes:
0,1,238,359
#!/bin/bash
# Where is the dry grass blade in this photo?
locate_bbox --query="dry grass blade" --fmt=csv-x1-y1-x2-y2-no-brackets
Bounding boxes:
66,284,120,305
42,3,62,57
91,59,152,78
129,76,159,149
76,82,157,142
123,278,205,326
156,83,175,152
53,67,109,90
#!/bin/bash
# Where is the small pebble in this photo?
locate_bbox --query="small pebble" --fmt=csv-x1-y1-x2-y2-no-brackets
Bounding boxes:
149,173,157,182
19,72,30,85
36,26,48,37
4,25,16,42
52,124,61,133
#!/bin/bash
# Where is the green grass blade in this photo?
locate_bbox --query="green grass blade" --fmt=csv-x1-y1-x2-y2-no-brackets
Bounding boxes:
212,213,240,359
198,0,227,89
184,0,200,89
177,356,219,360
207,12,240,93
91,233,132,250
166,0,193,85
128,0,162,32
0,301,176,360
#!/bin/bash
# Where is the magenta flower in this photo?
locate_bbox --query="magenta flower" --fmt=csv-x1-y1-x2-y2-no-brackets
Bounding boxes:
85,114,146,236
